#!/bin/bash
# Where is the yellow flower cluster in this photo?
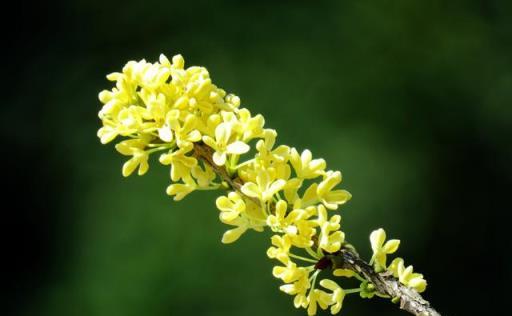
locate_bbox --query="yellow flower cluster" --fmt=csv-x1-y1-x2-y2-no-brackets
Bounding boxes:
98,54,427,315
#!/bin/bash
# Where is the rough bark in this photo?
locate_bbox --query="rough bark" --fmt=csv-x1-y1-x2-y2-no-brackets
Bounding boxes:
192,142,441,316
330,249,441,316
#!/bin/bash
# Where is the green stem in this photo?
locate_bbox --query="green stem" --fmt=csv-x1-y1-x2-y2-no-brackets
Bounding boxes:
344,288,362,294
309,269,320,293
306,247,320,259
354,273,366,282
147,144,174,154
289,253,318,264
375,292,391,299
235,158,255,169
196,184,221,191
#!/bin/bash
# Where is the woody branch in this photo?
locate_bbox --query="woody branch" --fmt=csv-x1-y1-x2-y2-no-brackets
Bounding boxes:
193,141,441,316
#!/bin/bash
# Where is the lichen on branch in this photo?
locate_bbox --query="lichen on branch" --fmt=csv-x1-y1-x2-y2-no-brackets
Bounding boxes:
97,54,439,316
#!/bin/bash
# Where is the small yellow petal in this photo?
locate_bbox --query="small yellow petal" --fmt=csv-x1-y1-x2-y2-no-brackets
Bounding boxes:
241,182,260,198
202,136,217,150
383,239,400,254
219,212,239,223
268,179,286,196
159,54,170,66
333,269,355,278
370,228,386,252
215,122,231,145
122,158,138,177
409,277,427,293
137,158,149,175
317,171,341,197
319,279,339,291
275,200,287,218
215,196,231,211
98,127,118,144
222,226,247,244
226,141,250,154
158,125,173,142
172,54,185,69
213,151,226,166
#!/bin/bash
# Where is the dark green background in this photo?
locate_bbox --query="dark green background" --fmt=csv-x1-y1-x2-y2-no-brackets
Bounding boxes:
5,1,511,315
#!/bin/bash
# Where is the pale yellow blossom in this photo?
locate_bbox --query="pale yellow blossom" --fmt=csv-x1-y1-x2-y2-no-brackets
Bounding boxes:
319,279,345,314
115,138,150,176
241,170,286,203
166,175,197,201
290,148,326,179
317,171,352,210
279,271,310,308
159,144,197,181
161,110,202,147
202,122,250,166
216,192,246,223
273,261,303,283
388,258,427,292
267,234,292,264
221,220,248,244
191,163,216,188
370,228,400,271
316,205,345,253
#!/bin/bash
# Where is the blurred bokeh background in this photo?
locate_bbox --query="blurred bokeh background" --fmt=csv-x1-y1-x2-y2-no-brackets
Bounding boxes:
5,0,511,315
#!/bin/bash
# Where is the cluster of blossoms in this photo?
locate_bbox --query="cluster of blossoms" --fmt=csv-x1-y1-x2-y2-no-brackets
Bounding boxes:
98,54,427,315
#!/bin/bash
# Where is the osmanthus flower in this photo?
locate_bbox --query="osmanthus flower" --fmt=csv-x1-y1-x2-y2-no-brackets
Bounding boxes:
202,122,250,166
290,148,327,179
267,234,292,264
266,200,290,230
216,191,246,222
159,144,197,182
255,129,290,164
306,289,324,316
317,171,352,210
97,120,120,144
98,53,432,316
234,108,265,142
267,202,317,250
139,90,168,125
123,58,171,90
99,105,153,144
307,280,346,316
370,228,401,272
166,175,196,201
279,270,310,308
115,138,151,176
315,205,345,253
216,192,267,244
387,258,427,293
288,217,317,248
159,110,202,147
220,218,249,244
292,182,321,209
191,164,216,188
273,261,304,283
241,170,287,204
318,279,346,314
